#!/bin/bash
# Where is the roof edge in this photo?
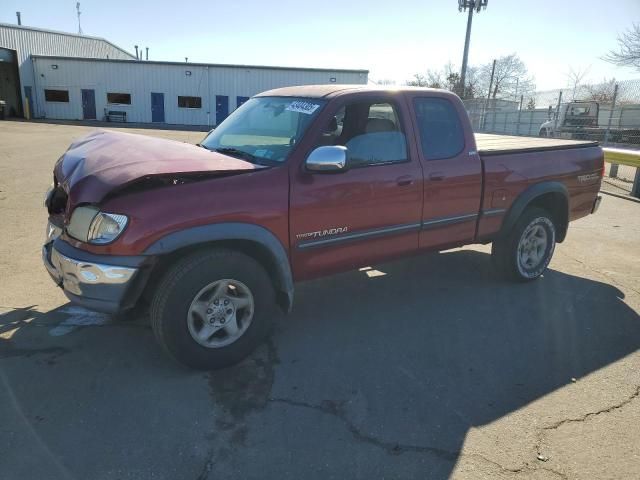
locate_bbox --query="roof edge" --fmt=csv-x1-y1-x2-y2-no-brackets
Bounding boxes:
30,54,369,74
0,22,136,59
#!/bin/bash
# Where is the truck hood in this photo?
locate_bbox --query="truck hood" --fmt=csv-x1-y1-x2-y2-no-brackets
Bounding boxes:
54,130,264,206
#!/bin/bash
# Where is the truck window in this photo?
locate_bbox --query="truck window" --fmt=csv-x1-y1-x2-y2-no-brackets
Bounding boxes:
200,96,325,164
317,100,407,167
413,97,465,160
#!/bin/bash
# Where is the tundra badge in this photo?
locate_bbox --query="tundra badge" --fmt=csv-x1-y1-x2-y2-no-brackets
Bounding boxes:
296,227,349,240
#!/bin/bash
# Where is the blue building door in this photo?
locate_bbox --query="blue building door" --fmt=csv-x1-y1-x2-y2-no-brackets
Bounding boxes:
81,89,96,120
151,92,165,122
216,95,229,125
236,96,250,109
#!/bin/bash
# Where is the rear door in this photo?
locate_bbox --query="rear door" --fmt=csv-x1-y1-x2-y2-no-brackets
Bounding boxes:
409,95,482,250
289,93,424,279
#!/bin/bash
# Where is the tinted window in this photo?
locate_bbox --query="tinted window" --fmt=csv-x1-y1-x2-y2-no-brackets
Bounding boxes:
44,90,69,102
317,101,407,167
178,96,202,108
413,97,464,160
107,93,131,104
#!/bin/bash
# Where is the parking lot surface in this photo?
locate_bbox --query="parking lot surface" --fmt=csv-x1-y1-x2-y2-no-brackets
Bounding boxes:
1,120,639,480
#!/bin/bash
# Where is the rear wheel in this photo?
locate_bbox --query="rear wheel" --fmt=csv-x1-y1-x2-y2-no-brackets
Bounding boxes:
150,249,276,369
492,207,556,282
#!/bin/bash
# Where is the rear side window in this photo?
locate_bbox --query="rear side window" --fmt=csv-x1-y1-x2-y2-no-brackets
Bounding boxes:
413,97,465,160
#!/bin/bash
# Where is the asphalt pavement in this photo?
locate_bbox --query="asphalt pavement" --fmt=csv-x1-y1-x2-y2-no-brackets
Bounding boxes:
1,120,639,480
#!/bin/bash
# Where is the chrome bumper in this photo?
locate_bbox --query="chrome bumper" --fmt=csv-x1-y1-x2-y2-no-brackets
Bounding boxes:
42,238,140,314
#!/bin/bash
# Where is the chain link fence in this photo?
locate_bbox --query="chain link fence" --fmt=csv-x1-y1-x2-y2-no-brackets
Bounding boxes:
463,79,640,198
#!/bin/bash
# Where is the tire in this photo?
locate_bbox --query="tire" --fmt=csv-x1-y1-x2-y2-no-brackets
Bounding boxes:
150,248,276,370
491,207,556,282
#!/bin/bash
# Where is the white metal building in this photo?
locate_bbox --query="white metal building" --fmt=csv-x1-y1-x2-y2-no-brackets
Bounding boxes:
1,22,368,126
31,56,368,126
0,23,134,117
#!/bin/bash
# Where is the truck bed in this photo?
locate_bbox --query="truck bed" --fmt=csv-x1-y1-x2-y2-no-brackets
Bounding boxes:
476,133,598,156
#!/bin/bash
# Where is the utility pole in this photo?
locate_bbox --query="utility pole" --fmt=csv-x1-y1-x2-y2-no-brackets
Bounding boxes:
487,59,496,99
458,0,488,98
76,2,83,35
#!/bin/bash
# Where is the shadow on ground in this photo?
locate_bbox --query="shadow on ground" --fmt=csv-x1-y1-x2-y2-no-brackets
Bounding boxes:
1,249,639,479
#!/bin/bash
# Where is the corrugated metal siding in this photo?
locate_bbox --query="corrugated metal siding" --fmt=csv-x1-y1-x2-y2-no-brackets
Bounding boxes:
0,24,134,115
32,57,368,125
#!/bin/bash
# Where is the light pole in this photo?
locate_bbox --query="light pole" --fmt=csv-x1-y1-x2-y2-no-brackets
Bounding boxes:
458,0,488,98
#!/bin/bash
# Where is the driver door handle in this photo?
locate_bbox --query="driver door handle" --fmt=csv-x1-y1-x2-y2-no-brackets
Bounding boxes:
396,175,414,186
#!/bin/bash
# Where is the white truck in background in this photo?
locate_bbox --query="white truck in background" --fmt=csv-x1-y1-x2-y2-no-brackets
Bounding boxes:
539,100,640,145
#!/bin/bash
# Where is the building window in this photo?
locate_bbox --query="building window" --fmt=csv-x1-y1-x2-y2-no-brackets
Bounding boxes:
178,96,202,109
44,90,69,103
107,93,131,105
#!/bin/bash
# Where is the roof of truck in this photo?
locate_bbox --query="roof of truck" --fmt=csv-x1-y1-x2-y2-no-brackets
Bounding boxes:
255,85,451,98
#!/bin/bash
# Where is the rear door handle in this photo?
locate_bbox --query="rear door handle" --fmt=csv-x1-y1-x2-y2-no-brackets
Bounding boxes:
429,172,445,181
396,175,414,186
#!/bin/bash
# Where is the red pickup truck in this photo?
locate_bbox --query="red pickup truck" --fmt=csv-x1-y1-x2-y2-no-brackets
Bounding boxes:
43,85,603,369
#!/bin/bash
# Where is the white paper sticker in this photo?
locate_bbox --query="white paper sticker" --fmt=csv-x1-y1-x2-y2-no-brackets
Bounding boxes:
286,101,320,115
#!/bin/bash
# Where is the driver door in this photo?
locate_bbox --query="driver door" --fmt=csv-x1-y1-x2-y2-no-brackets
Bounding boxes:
289,94,424,280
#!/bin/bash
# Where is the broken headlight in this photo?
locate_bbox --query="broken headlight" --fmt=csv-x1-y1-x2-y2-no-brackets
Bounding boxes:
67,206,128,244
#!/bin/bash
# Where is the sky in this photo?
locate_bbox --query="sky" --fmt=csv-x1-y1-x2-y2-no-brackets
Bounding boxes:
2,0,639,91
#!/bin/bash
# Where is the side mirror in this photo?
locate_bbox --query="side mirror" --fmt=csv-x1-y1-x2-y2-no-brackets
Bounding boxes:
305,146,348,172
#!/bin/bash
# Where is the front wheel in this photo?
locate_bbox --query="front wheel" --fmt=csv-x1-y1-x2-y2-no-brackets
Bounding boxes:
492,207,556,282
150,249,276,369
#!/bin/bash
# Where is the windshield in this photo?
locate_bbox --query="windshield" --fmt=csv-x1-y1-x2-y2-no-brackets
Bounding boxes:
200,96,325,165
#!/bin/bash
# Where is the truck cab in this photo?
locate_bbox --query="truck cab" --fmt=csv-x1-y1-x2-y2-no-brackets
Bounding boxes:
540,100,599,137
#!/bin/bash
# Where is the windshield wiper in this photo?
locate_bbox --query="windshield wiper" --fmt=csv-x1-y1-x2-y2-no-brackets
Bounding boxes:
214,147,260,164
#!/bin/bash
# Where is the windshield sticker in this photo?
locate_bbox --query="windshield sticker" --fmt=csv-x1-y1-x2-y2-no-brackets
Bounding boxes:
286,101,320,115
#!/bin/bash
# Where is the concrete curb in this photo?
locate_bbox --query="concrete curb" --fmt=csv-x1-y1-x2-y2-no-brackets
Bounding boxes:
601,190,640,204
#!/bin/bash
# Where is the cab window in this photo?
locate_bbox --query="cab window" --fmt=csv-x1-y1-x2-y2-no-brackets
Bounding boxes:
413,97,465,160
317,100,408,167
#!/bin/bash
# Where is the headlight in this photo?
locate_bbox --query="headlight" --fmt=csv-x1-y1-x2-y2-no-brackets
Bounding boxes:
44,183,54,208
67,206,128,244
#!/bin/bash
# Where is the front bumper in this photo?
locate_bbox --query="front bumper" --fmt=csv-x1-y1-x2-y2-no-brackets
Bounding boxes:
43,237,147,314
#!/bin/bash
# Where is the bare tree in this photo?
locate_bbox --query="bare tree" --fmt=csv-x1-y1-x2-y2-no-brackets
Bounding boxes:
603,23,640,70
406,73,428,87
406,63,479,98
425,69,444,88
464,66,480,98
566,66,590,100
477,54,535,100
584,78,617,103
